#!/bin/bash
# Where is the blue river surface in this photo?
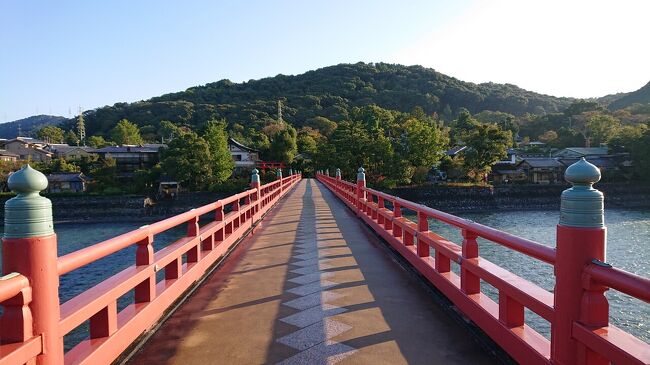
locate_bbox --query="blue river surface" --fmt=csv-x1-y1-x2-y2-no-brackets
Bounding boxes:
0,209,648,350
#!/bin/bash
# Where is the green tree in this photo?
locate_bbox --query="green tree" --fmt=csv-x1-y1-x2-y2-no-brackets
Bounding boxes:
451,108,480,144
50,158,80,173
609,124,648,152
269,125,298,164
400,117,449,168
306,117,337,137
90,157,118,192
37,126,65,143
632,124,650,180
203,120,235,183
110,119,144,145
87,135,112,148
65,130,79,146
474,110,519,137
161,132,212,190
463,124,512,181
159,120,183,142
585,114,620,146
297,127,321,155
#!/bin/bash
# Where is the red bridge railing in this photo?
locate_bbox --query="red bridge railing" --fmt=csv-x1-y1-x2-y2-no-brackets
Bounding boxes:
317,165,650,365
0,167,300,365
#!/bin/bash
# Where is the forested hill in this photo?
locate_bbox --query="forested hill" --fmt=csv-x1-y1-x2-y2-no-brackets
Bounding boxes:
0,115,66,138
77,62,576,136
607,81,650,110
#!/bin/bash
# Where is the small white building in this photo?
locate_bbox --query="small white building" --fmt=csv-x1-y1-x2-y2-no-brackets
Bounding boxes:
228,138,259,168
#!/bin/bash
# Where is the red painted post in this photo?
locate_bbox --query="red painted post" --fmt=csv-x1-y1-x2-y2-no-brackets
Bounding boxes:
499,293,524,328
356,167,366,215
186,215,200,263
0,278,33,348
552,158,607,365
392,201,402,238
1,165,64,364
377,196,385,225
135,234,155,303
461,229,480,294
417,211,429,257
232,199,241,229
215,204,225,242
251,169,260,220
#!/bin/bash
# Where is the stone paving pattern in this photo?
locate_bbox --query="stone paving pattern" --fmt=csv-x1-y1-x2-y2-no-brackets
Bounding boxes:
129,179,497,365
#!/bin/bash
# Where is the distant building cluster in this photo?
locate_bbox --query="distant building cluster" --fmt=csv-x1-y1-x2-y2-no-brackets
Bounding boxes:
0,136,264,193
443,141,632,185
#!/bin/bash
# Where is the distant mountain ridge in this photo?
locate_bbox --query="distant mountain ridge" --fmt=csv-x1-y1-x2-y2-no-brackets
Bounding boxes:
73,63,579,136
0,115,66,139
4,63,648,138
605,81,650,110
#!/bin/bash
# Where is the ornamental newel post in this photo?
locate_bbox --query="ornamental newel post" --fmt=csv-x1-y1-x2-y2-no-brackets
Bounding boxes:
250,169,260,218
336,168,341,180
2,165,64,364
356,167,366,213
276,168,282,180
552,158,608,365
250,168,260,189
289,168,293,176
325,169,329,176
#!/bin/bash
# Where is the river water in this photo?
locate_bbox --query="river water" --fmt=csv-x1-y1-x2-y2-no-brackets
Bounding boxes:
0,209,648,349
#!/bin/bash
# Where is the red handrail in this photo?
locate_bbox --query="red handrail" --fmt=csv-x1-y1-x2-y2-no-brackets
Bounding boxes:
317,172,650,365
0,173,301,365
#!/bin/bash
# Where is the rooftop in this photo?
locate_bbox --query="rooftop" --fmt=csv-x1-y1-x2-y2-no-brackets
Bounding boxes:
518,157,564,168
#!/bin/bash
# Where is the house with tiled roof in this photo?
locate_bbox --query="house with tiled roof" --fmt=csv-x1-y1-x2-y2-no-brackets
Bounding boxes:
228,138,260,168
0,138,52,162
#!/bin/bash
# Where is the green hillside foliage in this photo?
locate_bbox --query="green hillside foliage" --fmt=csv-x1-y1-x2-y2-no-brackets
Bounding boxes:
607,81,650,110
0,115,66,138
66,63,576,138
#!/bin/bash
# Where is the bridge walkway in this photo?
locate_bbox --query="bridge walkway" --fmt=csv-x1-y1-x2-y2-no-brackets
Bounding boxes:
129,179,496,364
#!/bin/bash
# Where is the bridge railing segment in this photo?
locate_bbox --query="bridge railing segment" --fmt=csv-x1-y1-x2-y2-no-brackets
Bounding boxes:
0,166,301,365
316,163,650,365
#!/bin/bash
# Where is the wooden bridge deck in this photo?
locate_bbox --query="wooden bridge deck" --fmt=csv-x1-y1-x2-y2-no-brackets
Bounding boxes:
129,179,496,365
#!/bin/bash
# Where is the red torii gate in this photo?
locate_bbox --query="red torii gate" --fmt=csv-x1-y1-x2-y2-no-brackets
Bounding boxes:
256,161,286,170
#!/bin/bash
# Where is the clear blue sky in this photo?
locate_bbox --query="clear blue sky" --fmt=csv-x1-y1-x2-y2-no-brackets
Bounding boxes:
2,0,649,122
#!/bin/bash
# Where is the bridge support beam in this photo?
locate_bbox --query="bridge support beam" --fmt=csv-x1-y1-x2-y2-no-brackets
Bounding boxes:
1,165,63,365
552,158,608,365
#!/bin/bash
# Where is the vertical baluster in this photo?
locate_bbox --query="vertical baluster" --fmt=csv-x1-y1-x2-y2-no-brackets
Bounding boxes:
377,196,385,225
0,279,33,346
135,234,155,303
577,276,609,364
232,199,241,229
417,211,429,257
371,194,378,220
498,293,524,328
215,204,225,242
393,201,402,239
461,229,480,295
186,215,200,263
